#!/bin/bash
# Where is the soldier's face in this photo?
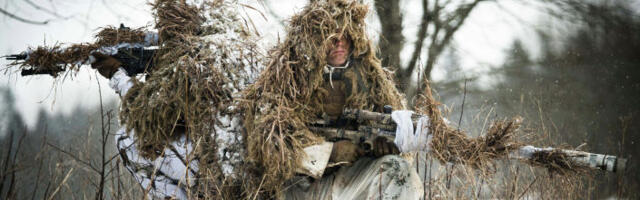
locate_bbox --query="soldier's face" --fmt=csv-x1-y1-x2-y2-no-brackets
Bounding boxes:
327,36,351,66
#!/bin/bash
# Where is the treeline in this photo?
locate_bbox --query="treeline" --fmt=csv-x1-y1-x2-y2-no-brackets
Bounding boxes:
0,88,141,199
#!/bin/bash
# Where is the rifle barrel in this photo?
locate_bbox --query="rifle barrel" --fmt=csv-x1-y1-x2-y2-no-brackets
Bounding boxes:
342,108,423,125
20,69,56,76
4,54,27,60
513,145,627,173
4,46,157,77
343,108,394,124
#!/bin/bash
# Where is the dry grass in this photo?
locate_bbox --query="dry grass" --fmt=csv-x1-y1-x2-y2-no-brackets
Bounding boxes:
5,0,628,199
409,79,605,199
94,26,150,47
528,148,589,175
19,44,89,77
416,80,523,173
240,0,405,195
120,0,261,198
120,0,224,158
412,153,589,199
415,78,598,178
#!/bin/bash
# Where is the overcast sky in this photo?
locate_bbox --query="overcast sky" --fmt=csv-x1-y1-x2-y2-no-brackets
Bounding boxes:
0,0,544,130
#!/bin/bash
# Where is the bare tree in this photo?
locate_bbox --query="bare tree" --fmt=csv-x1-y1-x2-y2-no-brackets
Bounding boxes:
374,0,404,74
374,0,485,105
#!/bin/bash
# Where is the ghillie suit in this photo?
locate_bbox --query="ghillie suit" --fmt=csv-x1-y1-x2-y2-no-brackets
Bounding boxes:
116,0,262,198
241,0,405,195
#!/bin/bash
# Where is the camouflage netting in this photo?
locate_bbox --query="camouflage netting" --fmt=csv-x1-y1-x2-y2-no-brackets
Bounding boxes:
6,26,152,77
240,0,405,195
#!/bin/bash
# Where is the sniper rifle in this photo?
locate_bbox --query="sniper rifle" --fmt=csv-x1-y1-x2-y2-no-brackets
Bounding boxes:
3,23,158,77
310,107,627,173
4,46,157,77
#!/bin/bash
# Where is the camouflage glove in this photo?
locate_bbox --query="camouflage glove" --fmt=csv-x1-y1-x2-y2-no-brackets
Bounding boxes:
372,136,400,158
329,140,364,165
91,53,121,79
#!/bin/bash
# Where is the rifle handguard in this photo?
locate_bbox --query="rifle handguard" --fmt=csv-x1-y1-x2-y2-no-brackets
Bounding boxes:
308,125,395,153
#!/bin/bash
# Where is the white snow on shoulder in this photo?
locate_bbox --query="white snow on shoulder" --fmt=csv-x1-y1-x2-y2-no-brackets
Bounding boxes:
109,68,133,96
195,1,264,179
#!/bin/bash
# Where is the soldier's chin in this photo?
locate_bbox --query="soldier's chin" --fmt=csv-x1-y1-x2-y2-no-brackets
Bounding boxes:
329,59,347,66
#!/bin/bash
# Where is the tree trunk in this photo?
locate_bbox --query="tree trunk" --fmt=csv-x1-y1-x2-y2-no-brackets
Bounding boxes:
375,0,404,73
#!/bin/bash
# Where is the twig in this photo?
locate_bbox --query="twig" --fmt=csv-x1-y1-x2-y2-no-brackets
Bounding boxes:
96,72,107,200
167,145,198,175
405,0,430,79
251,175,266,200
47,168,74,200
0,131,15,196
46,142,100,174
0,7,49,24
427,155,433,200
31,131,49,200
457,78,467,131
260,0,286,27
116,160,122,200
517,176,538,200
446,163,453,189
6,130,27,198
24,0,71,19
476,178,484,199
510,165,520,199
423,1,481,79
379,165,383,199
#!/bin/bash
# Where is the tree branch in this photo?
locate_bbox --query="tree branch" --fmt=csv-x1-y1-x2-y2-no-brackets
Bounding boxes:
424,1,479,79
24,0,68,19
261,0,287,27
46,142,101,174
0,7,49,25
403,0,431,80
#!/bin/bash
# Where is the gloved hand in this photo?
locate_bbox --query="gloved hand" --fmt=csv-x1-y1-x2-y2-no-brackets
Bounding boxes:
329,140,364,165
91,53,121,79
372,136,400,158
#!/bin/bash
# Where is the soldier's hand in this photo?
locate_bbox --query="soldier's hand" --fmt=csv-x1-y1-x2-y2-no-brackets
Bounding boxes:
372,136,399,158
91,53,121,79
329,140,364,165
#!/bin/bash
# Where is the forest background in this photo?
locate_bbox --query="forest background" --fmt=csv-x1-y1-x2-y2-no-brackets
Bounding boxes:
0,0,638,199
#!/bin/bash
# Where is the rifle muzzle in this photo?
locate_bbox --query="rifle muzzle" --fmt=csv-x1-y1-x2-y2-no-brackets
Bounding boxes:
4,54,28,61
